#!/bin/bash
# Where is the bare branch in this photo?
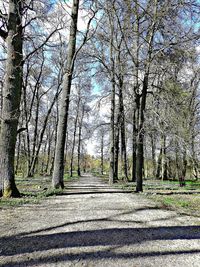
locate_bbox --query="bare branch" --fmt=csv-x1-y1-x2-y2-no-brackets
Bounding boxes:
24,27,62,62
0,28,8,40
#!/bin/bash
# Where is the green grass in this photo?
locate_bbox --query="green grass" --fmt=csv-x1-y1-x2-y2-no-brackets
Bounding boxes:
162,197,190,208
64,173,79,180
149,194,200,215
0,188,64,208
0,173,80,208
0,197,39,208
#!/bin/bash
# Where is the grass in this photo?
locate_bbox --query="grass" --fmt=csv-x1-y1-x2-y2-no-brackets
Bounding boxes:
148,194,200,216
0,188,64,208
114,178,200,216
0,174,79,209
0,197,40,208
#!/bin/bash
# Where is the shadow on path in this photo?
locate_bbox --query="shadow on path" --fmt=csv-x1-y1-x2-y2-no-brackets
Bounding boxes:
1,225,199,256
1,248,200,267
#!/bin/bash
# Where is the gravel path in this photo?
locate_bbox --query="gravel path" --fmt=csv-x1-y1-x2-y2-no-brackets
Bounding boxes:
0,174,200,267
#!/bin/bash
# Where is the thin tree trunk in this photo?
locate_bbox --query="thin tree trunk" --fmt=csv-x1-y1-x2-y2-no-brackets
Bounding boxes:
156,147,162,179
136,75,148,192
132,109,137,182
120,109,128,180
52,0,79,189
77,107,84,176
150,133,156,178
45,128,53,174
114,122,119,180
132,1,140,183
0,0,23,197
182,147,187,178
15,132,21,175
161,135,168,180
118,77,128,180
100,133,104,175
70,107,79,177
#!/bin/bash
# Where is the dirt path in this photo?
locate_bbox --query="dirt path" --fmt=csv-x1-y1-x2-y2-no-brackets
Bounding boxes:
0,174,200,267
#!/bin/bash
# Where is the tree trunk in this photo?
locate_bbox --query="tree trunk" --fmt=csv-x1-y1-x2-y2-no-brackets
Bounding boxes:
132,109,137,182
120,110,128,180
15,132,21,175
100,132,104,175
156,147,162,179
114,123,119,180
0,0,23,197
45,128,53,174
77,106,84,176
70,96,80,177
118,81,128,180
161,134,168,180
28,91,59,177
150,133,156,178
52,0,79,189
107,4,116,185
136,75,148,192
109,77,115,184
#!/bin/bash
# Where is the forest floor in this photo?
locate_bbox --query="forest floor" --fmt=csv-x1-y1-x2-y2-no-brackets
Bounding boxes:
0,174,200,267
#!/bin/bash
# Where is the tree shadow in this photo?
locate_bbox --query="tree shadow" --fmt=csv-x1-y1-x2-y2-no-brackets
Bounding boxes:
61,190,133,195
1,248,200,267
1,225,199,258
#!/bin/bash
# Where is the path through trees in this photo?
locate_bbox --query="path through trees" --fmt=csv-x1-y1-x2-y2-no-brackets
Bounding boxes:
0,174,200,266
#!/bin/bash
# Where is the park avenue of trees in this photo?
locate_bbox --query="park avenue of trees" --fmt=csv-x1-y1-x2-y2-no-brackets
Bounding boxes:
0,0,200,197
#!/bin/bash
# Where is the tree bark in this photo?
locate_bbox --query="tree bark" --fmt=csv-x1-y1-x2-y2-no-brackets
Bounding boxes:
100,132,104,175
156,146,162,179
0,0,23,197
77,106,84,176
114,121,119,180
52,0,79,189
108,15,115,185
136,75,148,192
70,99,80,177
150,133,156,178
131,109,137,182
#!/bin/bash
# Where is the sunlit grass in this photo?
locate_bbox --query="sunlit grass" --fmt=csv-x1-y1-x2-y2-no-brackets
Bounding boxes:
0,173,79,208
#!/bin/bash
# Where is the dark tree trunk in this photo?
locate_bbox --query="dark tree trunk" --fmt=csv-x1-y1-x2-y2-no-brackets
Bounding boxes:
161,135,168,180
119,85,128,180
120,112,128,180
52,0,79,189
182,148,187,178
0,0,23,197
150,133,156,178
100,132,104,175
136,75,148,192
109,77,115,184
114,123,119,181
156,147,162,179
44,128,53,174
77,107,84,177
131,109,137,182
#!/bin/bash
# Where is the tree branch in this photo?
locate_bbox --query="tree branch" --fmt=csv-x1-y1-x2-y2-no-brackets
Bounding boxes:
0,28,8,40
23,27,62,62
